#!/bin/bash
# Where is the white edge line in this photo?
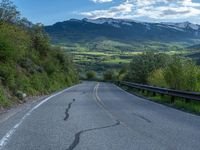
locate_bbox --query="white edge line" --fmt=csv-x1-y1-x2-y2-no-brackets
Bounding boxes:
0,84,79,149
112,83,138,98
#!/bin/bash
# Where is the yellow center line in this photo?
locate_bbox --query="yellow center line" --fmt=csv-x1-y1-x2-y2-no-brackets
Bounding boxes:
93,82,133,131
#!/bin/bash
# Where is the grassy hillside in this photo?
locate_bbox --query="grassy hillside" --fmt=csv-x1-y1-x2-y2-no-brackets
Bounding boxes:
0,22,79,108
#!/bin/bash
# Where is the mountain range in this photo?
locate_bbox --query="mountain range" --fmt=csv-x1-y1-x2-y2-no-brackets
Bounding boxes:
45,18,200,46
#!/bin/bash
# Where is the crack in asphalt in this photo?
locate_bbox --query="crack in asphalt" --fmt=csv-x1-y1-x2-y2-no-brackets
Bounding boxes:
132,112,151,123
66,120,121,150
64,99,75,121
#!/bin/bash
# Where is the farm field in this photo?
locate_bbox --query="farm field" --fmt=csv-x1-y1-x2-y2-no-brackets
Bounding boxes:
60,43,190,78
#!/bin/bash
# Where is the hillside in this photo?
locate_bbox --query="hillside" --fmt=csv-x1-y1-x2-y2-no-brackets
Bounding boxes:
45,18,200,49
0,22,79,108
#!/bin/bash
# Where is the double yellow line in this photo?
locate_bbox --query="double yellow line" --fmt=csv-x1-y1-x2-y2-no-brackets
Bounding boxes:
93,82,132,130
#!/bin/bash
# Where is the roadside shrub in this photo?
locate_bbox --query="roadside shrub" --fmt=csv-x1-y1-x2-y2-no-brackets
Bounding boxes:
147,55,200,92
0,85,9,107
31,24,50,56
86,71,96,80
20,58,43,73
163,56,200,91
103,70,118,81
126,52,169,84
118,65,128,81
148,69,168,88
43,60,58,75
0,36,13,61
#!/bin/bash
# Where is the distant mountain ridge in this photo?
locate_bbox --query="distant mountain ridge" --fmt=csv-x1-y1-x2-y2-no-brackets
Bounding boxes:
45,18,200,45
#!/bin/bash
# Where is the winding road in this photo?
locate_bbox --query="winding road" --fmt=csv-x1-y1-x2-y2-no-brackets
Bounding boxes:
0,81,200,150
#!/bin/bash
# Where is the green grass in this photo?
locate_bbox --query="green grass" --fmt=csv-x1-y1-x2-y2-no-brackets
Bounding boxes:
65,50,134,76
0,86,10,107
121,85,200,115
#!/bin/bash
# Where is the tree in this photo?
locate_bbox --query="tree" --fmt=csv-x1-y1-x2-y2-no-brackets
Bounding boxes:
103,69,119,81
86,71,96,80
31,24,50,56
118,64,128,81
148,69,168,88
126,52,169,84
0,0,20,23
147,55,200,92
163,56,200,91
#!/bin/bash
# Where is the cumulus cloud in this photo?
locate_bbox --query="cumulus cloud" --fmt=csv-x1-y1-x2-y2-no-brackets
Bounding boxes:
91,0,113,3
81,0,200,22
81,2,133,18
179,0,200,7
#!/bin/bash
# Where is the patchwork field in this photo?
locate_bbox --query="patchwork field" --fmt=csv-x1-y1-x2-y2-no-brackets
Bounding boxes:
60,43,191,78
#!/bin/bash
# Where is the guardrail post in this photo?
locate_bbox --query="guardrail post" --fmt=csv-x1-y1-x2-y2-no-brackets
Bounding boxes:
185,98,190,103
142,89,145,93
146,90,150,96
171,96,175,103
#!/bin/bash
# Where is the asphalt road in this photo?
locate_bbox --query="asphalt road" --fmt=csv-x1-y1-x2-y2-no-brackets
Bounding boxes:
0,81,200,150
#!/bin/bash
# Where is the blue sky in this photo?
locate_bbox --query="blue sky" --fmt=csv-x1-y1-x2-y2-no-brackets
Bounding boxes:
12,0,200,25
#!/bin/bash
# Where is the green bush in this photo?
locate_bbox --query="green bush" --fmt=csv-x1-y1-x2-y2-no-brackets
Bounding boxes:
103,70,118,81
86,71,96,80
148,69,168,88
126,52,169,84
163,56,200,91
147,56,200,92
0,85,10,107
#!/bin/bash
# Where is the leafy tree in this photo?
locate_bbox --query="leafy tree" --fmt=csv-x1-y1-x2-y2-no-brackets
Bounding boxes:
118,65,128,81
103,70,118,81
0,0,20,23
31,24,50,56
148,69,168,88
103,70,113,81
163,56,200,91
147,55,200,92
0,22,29,62
126,52,169,84
86,71,96,80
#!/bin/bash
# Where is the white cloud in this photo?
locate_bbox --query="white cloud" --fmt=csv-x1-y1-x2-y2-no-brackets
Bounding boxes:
91,0,113,3
133,5,200,19
81,0,200,23
81,2,133,18
179,0,200,7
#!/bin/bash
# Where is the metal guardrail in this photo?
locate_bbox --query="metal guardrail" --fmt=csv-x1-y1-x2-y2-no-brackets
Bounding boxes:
117,81,200,102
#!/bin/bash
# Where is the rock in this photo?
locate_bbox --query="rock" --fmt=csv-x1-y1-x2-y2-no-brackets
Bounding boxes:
15,91,27,100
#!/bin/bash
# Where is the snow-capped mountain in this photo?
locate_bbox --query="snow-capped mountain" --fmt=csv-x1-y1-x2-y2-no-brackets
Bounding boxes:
45,18,200,44
84,18,200,31
83,18,136,25
162,22,200,30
